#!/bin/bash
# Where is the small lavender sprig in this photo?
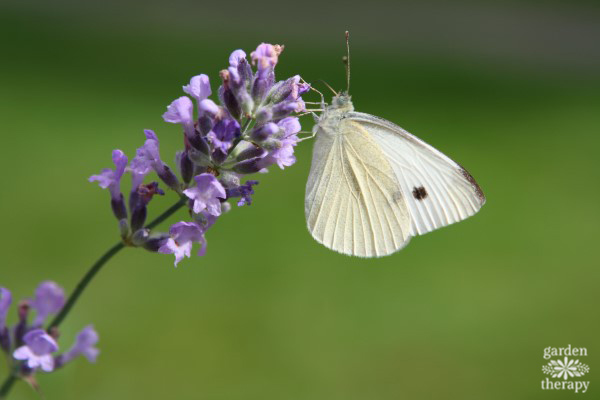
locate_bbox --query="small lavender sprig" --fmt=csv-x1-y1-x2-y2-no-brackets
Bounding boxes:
0,42,311,399
0,283,99,388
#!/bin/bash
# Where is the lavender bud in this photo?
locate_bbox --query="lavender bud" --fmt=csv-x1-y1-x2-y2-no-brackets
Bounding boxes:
177,151,194,184
212,149,228,165
188,133,210,156
233,158,264,174
143,233,170,252
130,182,164,231
272,101,299,119
249,122,279,142
267,75,300,104
110,193,128,221
219,70,241,120
251,71,275,106
198,99,219,135
14,301,30,347
255,107,273,125
218,171,241,188
130,206,147,232
0,327,9,354
119,218,129,238
236,145,267,162
157,165,180,192
131,229,150,246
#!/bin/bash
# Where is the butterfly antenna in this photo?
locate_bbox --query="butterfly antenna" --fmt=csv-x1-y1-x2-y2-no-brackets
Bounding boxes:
316,79,339,96
343,31,350,94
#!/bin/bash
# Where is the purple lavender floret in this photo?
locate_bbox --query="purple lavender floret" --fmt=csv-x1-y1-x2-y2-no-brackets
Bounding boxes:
31,281,65,327
90,42,309,264
183,174,226,216
13,329,58,372
226,180,259,206
2,282,100,375
159,222,207,266
57,325,99,366
89,150,129,221
131,130,180,192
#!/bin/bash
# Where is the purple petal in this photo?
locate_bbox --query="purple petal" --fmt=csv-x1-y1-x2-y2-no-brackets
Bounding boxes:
31,281,65,326
159,222,206,266
183,174,226,216
183,75,212,102
22,329,59,355
163,96,195,138
229,50,247,68
251,43,282,72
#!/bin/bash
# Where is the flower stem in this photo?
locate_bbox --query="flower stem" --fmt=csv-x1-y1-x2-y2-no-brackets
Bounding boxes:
0,375,16,399
0,198,187,399
47,241,125,329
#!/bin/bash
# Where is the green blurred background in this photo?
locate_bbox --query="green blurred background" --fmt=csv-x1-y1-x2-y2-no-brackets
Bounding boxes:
1,0,599,399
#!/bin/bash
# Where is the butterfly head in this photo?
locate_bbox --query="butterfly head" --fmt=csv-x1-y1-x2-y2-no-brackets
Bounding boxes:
330,92,354,112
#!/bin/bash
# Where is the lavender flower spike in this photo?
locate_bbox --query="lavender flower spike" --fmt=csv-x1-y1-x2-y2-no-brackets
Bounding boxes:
0,288,11,332
13,329,59,372
159,222,207,266
60,325,100,365
183,174,226,216
31,281,65,327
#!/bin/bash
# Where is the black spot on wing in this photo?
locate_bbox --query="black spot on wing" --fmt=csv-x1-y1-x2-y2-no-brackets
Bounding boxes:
412,186,428,200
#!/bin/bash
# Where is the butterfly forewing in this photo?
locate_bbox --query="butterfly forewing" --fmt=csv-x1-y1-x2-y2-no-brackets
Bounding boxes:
305,120,412,257
347,112,485,236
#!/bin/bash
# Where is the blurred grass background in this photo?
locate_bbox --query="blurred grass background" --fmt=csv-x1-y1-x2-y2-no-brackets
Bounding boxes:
1,0,599,399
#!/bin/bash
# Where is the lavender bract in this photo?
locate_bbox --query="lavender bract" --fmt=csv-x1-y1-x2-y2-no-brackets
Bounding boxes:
89,42,309,266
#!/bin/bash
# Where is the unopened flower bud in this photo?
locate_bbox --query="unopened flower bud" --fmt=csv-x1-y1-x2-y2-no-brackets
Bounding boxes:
219,70,241,120
157,165,180,192
236,144,267,162
250,122,279,142
142,233,170,252
233,158,264,174
110,194,128,221
255,107,273,124
131,229,150,246
119,218,130,238
217,171,240,188
177,151,194,184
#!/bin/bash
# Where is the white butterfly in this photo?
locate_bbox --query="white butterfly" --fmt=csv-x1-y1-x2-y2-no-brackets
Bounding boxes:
304,33,485,257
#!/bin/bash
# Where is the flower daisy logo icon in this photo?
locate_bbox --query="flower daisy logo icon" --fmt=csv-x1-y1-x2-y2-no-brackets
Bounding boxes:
542,357,590,379
541,346,590,393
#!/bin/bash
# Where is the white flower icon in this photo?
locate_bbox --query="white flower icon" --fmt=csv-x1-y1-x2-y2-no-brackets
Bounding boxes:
552,357,580,380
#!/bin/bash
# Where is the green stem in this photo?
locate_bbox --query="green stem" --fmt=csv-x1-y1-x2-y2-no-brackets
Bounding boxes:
47,241,125,329
0,198,187,399
0,375,16,399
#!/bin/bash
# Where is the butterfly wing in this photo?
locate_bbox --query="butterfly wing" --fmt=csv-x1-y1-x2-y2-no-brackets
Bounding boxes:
347,112,485,236
305,120,412,257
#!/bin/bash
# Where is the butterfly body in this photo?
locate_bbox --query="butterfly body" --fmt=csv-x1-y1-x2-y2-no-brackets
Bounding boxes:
305,93,485,257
